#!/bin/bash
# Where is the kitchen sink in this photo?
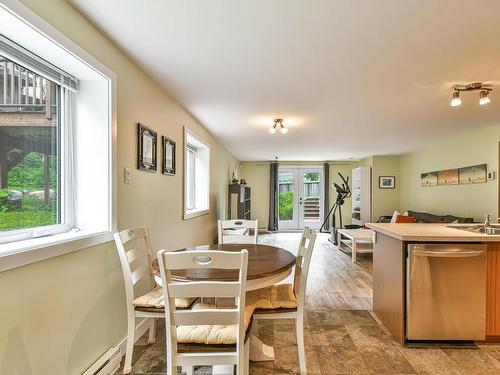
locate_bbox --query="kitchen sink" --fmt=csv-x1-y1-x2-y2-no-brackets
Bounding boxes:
448,225,500,235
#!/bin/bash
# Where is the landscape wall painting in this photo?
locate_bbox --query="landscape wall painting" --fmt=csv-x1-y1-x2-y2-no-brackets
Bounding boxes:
437,169,459,186
459,164,487,184
421,164,487,187
421,172,438,187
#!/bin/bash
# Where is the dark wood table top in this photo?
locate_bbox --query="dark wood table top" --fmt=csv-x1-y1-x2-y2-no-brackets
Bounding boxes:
151,243,296,282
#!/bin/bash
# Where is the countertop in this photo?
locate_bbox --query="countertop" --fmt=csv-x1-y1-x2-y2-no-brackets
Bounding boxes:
365,223,500,242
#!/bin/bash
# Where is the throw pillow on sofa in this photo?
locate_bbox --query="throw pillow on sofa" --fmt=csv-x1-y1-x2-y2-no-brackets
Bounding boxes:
390,210,409,223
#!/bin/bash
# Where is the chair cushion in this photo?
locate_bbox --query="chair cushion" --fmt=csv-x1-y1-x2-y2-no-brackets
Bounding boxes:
246,283,298,310
132,286,196,310
176,302,255,345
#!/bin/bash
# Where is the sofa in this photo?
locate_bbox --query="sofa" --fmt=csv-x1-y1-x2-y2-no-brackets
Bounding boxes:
378,210,474,224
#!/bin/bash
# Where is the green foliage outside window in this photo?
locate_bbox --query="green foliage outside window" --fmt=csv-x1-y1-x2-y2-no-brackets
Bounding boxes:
279,190,294,221
7,153,57,191
0,152,58,231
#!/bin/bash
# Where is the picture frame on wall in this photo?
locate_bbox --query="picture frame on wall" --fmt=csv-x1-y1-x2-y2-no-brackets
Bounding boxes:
459,164,487,184
421,172,438,187
162,136,176,175
137,123,157,172
437,169,459,186
379,176,395,189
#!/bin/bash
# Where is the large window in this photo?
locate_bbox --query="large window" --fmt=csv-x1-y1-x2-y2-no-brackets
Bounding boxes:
0,1,116,266
184,127,210,219
0,54,73,243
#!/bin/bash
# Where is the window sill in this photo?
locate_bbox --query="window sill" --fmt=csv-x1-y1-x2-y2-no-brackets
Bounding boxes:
0,230,114,272
184,208,210,220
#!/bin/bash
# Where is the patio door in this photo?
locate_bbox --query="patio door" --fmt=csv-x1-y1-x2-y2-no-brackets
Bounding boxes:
278,167,324,230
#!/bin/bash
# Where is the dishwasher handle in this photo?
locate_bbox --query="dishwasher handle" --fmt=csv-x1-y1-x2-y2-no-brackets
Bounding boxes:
413,249,485,258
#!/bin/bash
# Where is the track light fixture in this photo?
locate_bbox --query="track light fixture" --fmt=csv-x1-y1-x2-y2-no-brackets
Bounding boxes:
451,91,461,107
450,82,492,107
270,118,287,134
479,90,490,105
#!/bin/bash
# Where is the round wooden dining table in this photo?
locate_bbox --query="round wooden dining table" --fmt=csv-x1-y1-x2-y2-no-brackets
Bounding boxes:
151,243,296,291
151,243,296,369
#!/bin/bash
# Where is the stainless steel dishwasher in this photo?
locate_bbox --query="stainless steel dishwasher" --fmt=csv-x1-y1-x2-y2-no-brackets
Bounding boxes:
406,243,487,341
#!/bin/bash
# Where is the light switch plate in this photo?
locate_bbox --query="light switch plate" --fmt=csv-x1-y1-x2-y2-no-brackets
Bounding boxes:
124,168,132,184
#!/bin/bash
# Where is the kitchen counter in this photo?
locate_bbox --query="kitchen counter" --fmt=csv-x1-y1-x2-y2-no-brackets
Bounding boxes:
365,223,500,345
366,223,500,242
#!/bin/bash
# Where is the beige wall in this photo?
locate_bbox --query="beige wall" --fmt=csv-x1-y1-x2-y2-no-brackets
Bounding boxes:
399,124,500,222
0,0,239,373
371,156,401,221
240,161,270,228
240,161,356,229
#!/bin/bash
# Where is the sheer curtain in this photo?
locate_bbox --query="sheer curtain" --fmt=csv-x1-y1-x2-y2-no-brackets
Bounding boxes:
268,161,279,231
60,87,77,229
323,162,330,231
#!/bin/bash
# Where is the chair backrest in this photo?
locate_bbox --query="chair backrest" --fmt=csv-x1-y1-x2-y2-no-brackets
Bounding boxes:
114,226,155,306
218,219,258,244
157,249,249,366
293,227,317,310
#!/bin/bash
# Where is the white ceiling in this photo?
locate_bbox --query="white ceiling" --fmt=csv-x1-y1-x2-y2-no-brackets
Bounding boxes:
72,0,500,161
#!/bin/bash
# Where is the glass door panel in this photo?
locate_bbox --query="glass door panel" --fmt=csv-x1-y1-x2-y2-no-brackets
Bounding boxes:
278,169,299,229
278,167,323,230
299,169,323,229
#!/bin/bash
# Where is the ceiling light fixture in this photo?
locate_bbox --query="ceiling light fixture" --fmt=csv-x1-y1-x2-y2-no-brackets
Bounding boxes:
270,118,287,134
451,91,461,107
479,90,490,105
450,82,492,107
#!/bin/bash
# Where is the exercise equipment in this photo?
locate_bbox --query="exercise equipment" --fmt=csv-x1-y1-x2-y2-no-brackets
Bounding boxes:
320,172,352,236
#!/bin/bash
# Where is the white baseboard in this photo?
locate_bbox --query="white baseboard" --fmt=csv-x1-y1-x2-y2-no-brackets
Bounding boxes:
88,318,152,375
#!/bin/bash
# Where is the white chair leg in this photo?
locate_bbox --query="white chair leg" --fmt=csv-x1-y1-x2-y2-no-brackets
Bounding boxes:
123,315,135,374
167,364,175,375
296,315,306,374
244,340,250,375
148,318,156,344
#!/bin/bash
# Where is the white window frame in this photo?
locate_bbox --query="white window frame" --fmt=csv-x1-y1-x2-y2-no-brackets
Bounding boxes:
0,0,117,271
183,127,210,220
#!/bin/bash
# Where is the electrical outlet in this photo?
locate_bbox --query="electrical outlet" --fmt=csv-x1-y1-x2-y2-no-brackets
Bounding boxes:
124,168,132,184
487,171,495,181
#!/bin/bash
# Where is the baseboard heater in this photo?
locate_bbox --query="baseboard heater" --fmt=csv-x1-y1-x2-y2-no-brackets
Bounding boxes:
82,347,121,375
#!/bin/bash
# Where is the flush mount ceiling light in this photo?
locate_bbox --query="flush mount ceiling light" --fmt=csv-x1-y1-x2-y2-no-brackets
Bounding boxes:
269,118,288,134
450,82,492,107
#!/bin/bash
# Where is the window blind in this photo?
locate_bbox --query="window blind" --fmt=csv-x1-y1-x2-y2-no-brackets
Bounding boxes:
0,34,78,91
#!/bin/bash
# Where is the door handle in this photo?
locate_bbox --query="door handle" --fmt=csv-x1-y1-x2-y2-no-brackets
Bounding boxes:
413,249,484,258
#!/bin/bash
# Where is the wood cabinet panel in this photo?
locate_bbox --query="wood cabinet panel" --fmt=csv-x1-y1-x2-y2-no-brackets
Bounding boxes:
486,242,500,338
372,233,406,345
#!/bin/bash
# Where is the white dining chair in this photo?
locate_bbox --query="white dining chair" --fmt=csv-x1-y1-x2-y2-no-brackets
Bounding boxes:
246,227,317,374
157,249,251,375
218,219,258,244
114,226,196,374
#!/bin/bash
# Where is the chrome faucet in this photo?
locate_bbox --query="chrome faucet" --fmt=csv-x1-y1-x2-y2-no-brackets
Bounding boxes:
484,214,500,227
485,214,492,227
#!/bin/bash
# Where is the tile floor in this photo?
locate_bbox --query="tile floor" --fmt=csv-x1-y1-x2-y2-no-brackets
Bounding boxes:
119,232,500,374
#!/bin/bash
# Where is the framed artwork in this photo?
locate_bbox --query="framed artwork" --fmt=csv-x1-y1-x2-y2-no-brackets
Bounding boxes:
421,172,437,187
437,169,459,186
459,164,487,184
137,123,157,172
379,176,395,189
162,136,176,175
